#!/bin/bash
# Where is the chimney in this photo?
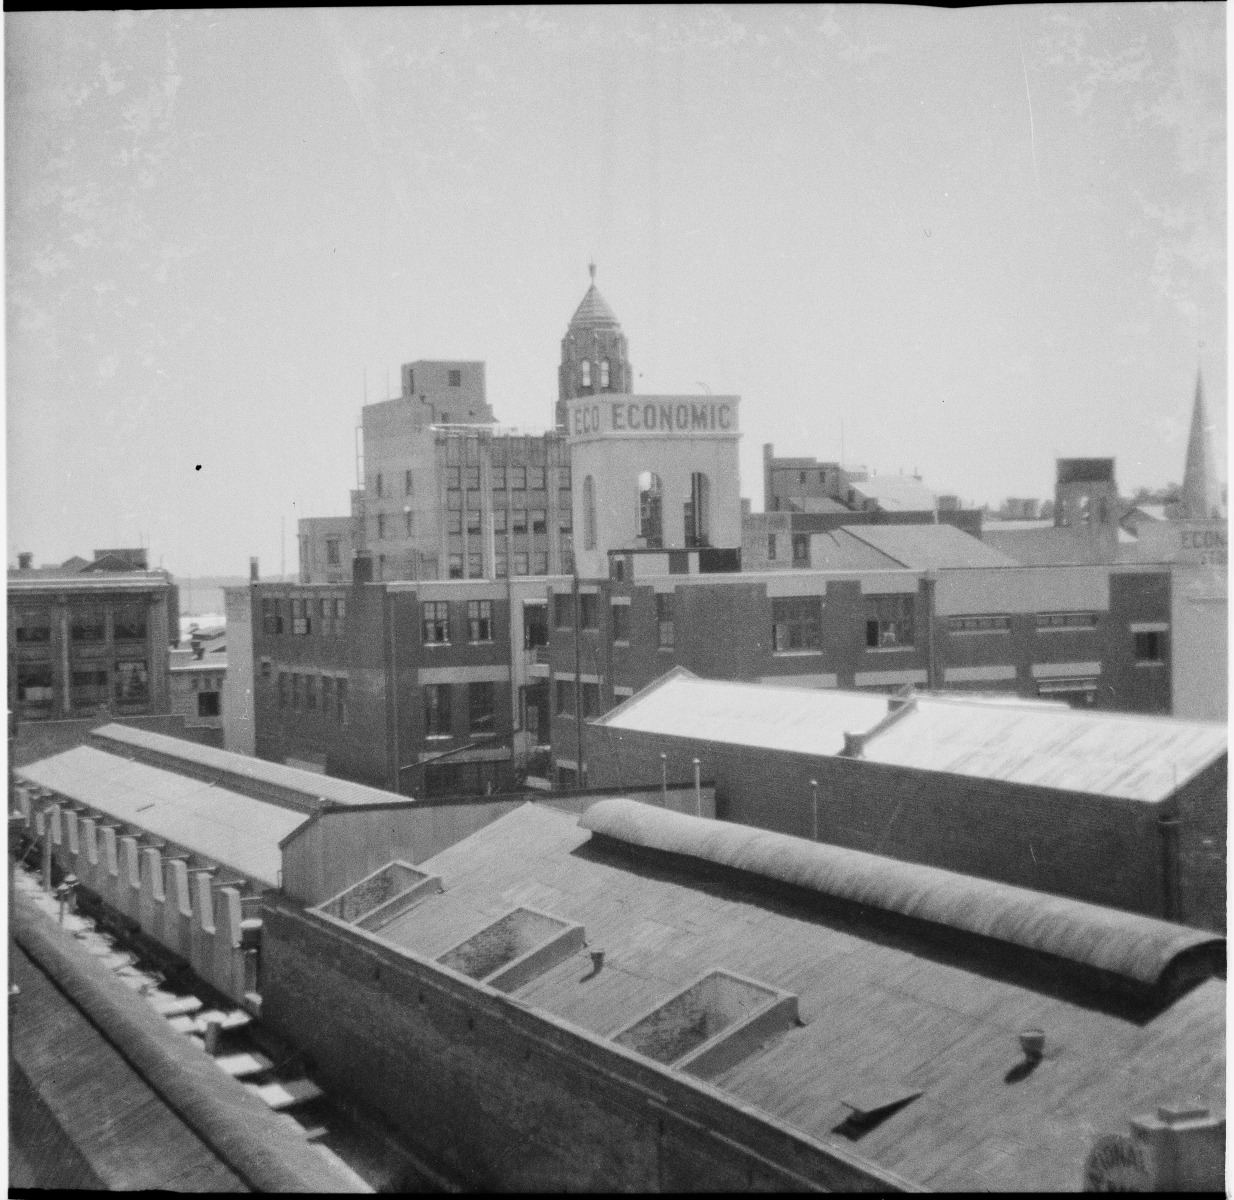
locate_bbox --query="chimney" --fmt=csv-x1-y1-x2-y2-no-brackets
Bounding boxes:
17,553,32,570
249,557,260,583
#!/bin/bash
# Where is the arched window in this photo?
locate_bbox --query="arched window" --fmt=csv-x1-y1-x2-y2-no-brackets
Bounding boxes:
600,359,610,389
581,360,591,389
638,471,663,548
583,475,596,550
685,472,710,547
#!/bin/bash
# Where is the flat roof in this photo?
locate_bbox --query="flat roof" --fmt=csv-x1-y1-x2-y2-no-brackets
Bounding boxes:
364,802,1224,1193
17,746,305,887
593,670,1227,802
841,523,1020,570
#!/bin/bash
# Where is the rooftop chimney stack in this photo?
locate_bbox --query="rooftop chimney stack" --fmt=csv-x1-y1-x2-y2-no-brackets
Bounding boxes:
249,557,260,583
17,553,32,571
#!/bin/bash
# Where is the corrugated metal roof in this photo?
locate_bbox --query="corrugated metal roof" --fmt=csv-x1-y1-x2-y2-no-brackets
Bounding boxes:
379,803,1226,1192
580,799,1221,986
90,723,404,808
17,746,305,887
841,524,1020,570
593,671,1226,802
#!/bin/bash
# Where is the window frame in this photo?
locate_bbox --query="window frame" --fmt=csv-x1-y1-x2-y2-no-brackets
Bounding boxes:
422,600,450,645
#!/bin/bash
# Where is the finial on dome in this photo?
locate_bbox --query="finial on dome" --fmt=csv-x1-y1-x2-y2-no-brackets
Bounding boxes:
589,262,596,283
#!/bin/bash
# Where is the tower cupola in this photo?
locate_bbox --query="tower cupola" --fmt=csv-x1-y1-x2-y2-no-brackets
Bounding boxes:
557,264,633,430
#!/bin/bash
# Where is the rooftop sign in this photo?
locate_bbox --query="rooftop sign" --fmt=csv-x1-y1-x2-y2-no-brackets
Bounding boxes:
566,394,739,440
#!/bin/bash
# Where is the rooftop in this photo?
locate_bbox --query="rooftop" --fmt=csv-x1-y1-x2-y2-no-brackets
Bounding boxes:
846,474,938,512
567,267,622,330
840,523,1020,570
592,670,1227,803
351,801,1225,1192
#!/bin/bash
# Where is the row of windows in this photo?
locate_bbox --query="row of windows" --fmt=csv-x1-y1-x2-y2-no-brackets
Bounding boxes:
14,612,148,643
262,597,346,637
443,508,563,536
14,660,149,707
446,466,567,492
422,600,493,645
765,533,811,565
423,680,496,738
946,612,1101,633
277,672,348,723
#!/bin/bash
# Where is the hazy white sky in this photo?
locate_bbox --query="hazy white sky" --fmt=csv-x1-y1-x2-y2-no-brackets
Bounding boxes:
7,5,1226,576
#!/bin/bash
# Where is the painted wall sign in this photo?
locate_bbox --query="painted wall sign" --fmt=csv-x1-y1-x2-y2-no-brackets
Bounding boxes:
567,396,739,438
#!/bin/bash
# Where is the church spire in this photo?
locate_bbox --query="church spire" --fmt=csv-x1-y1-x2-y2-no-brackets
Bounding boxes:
1181,367,1221,520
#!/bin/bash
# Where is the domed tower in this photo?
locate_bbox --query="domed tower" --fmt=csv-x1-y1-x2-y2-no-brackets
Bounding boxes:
556,264,633,431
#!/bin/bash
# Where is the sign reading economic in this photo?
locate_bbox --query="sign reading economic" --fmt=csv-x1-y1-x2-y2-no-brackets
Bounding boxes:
568,396,739,438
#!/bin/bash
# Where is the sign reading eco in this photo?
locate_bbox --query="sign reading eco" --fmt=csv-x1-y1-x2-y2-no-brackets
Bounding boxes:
568,396,739,438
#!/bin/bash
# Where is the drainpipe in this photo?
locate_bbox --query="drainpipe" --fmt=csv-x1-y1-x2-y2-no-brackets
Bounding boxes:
1157,807,1182,922
923,570,939,691
572,573,584,786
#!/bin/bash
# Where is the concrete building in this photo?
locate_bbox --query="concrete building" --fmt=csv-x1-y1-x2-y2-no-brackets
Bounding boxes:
586,672,1226,932
8,550,180,760
223,582,257,756
258,798,1226,1192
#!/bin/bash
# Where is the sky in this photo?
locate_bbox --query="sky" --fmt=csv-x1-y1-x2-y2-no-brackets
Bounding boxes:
6,5,1226,577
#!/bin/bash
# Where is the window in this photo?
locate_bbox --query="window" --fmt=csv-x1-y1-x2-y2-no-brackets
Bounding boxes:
260,659,272,679
493,509,507,534
513,552,529,576
509,466,526,492
262,598,284,637
291,598,311,636
495,553,508,578
865,595,914,648
600,359,610,389
113,609,147,641
584,475,596,550
71,669,109,708
326,539,340,565
529,467,546,492
114,660,149,703
580,593,599,630
492,467,507,492
524,605,548,648
555,593,574,629
71,612,105,643
336,676,348,725
424,684,452,737
639,472,663,548
531,509,547,535
581,360,591,388
581,681,601,718
378,554,385,580
405,469,414,496
14,614,50,644
321,675,334,719
559,467,572,490
612,603,630,642
773,597,822,652
767,534,777,561
319,598,331,619
16,664,54,707
791,534,810,567
948,614,1011,633
559,512,572,533
448,511,463,535
1134,631,1165,663
405,510,414,536
305,675,318,711
448,555,464,580
446,467,461,491
512,509,528,535
196,690,220,718
531,551,548,575
468,600,493,642
684,473,710,548
1036,612,1099,630
556,678,576,716
376,513,386,540
278,672,289,708
465,466,480,490
467,552,483,580
448,369,462,386
466,509,482,535
292,673,304,709
468,681,495,736
422,601,450,644
335,597,346,621
375,473,384,498
657,593,675,649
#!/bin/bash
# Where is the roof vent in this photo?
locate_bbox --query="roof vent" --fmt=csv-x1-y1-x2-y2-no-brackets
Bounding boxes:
317,861,442,932
612,969,798,1080
436,906,585,993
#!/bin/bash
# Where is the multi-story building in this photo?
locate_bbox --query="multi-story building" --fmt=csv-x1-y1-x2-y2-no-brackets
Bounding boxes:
7,549,177,729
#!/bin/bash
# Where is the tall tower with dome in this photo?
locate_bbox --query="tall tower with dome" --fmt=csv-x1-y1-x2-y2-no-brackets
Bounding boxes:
556,264,633,431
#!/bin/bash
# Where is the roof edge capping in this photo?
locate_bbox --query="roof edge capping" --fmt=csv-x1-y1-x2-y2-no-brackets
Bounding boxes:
578,798,1224,990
